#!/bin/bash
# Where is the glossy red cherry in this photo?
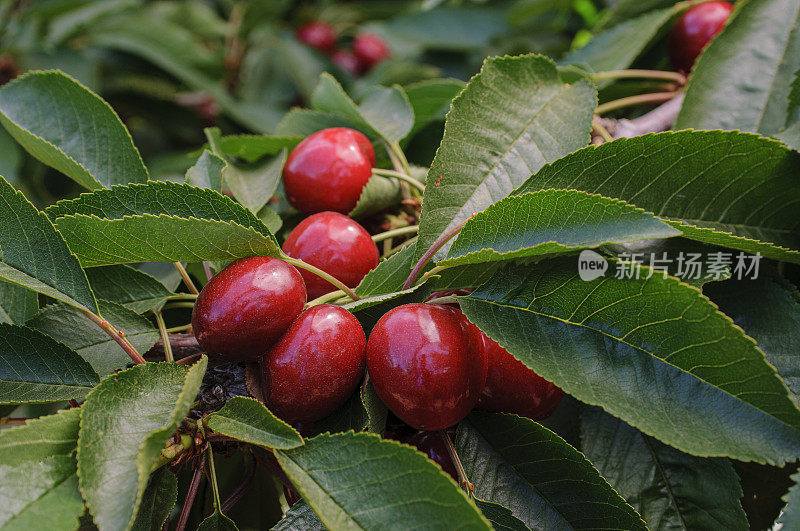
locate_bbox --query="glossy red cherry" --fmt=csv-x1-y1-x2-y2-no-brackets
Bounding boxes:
384,426,458,479
668,1,733,72
332,49,361,76
295,21,337,54
352,33,390,71
261,304,366,424
477,334,563,420
282,212,379,300
192,256,306,362
366,304,488,431
282,127,375,214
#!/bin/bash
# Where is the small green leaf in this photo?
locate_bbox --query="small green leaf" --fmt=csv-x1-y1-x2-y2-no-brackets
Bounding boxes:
443,189,680,266
457,412,646,530
0,71,148,189
0,455,83,531
186,150,225,193
404,78,464,137
0,408,80,466
197,510,238,531
0,280,38,325
0,324,100,404
345,284,429,335
275,109,357,137
85,265,174,314
0,177,98,313
361,380,387,434
207,396,303,449
78,357,207,531
358,86,414,143
27,300,159,377
310,392,368,435
130,468,177,531
311,74,377,137
348,175,402,219
355,244,417,298
275,432,491,530
474,500,530,531
779,471,800,528
214,134,302,163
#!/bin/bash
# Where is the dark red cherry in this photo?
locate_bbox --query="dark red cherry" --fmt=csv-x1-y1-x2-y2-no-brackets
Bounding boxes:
295,21,337,54
192,256,306,362
407,431,458,479
477,334,563,420
261,304,366,424
282,127,375,214
366,304,488,431
332,49,361,76
352,33,390,71
282,212,379,300
668,1,733,72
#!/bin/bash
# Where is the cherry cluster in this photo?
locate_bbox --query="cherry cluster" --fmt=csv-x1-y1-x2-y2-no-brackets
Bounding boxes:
295,21,390,76
191,127,562,473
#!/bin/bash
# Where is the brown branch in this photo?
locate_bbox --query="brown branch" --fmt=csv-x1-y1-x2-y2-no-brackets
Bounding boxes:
595,93,685,141
145,334,203,360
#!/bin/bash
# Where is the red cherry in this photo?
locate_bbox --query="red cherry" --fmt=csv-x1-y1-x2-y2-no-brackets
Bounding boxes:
352,33,390,71
192,256,306,362
366,304,488,431
384,426,458,479
282,127,375,214
477,334,563,420
282,212,379,301
295,21,337,54
668,1,733,72
332,49,361,76
261,304,366,424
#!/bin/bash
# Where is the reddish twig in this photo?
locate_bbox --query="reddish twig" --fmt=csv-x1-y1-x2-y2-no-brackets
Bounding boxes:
176,456,205,531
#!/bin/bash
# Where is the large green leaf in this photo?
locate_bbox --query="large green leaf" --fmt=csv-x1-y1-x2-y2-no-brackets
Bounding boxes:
275,432,491,530
0,71,148,189
675,0,800,137
514,131,800,262
456,412,646,530
705,275,800,399
207,397,303,449
460,258,800,464
414,54,596,262
27,300,159,377
442,189,680,266
271,501,325,531
0,324,99,404
46,181,281,266
0,280,38,325
85,265,173,314
581,407,748,530
0,177,98,313
0,407,80,466
0,455,84,531
779,471,800,529
474,500,530,531
130,468,177,531
78,357,207,531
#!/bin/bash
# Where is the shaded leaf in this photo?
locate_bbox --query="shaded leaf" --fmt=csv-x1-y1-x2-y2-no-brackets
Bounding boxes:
404,78,464,137
197,510,238,531
207,396,303,449
361,380,387,434
0,407,80,466
0,71,148,189
186,150,225,193
85,265,173,314
0,280,38,325
355,244,417,298
131,468,177,531
215,135,302,163
779,471,800,529
348,175,401,219
384,6,507,51
274,109,357,137
271,501,324,531
358,86,414,143
474,500,531,531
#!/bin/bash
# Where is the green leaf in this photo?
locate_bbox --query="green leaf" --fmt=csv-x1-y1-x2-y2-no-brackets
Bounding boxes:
596,0,678,29
675,0,800,137
457,412,646,530
384,6,507,51
207,396,303,449
197,510,238,531
430,262,501,291
0,177,98,313
311,74,377,136
78,357,207,531
404,78,464,137
562,8,674,77
130,468,177,531
46,181,281,266
0,280,38,325
85,265,174,314
345,284,430,335
275,109,357,137
582,407,748,530
0,324,99,404
27,299,159,377
443,189,680,266
0,407,80,466
415,54,596,262
460,259,800,464
0,455,83,531
361,380,387,434
358,86,414,143
705,275,800,399
355,244,417,297
779,471,800,528
275,432,491,530
186,150,225,193
0,71,148,189
514,131,800,262
348,175,402,218
474,500,531,531
271,501,325,531
214,135,302,163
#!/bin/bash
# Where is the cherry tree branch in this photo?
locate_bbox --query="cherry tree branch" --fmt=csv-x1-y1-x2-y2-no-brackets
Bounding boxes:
596,93,685,140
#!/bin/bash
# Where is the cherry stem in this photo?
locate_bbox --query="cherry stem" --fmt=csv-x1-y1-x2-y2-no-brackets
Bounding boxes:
163,302,197,310
174,262,199,295
222,459,256,513
439,430,473,495
283,257,360,301
592,118,614,143
206,443,225,514
402,219,468,290
168,293,198,300
595,91,679,115
176,455,204,531
153,311,174,363
166,323,193,333
372,168,426,193
385,236,417,257
81,309,146,365
591,69,686,85
203,262,214,282
426,296,458,306
371,225,419,243
307,289,349,307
